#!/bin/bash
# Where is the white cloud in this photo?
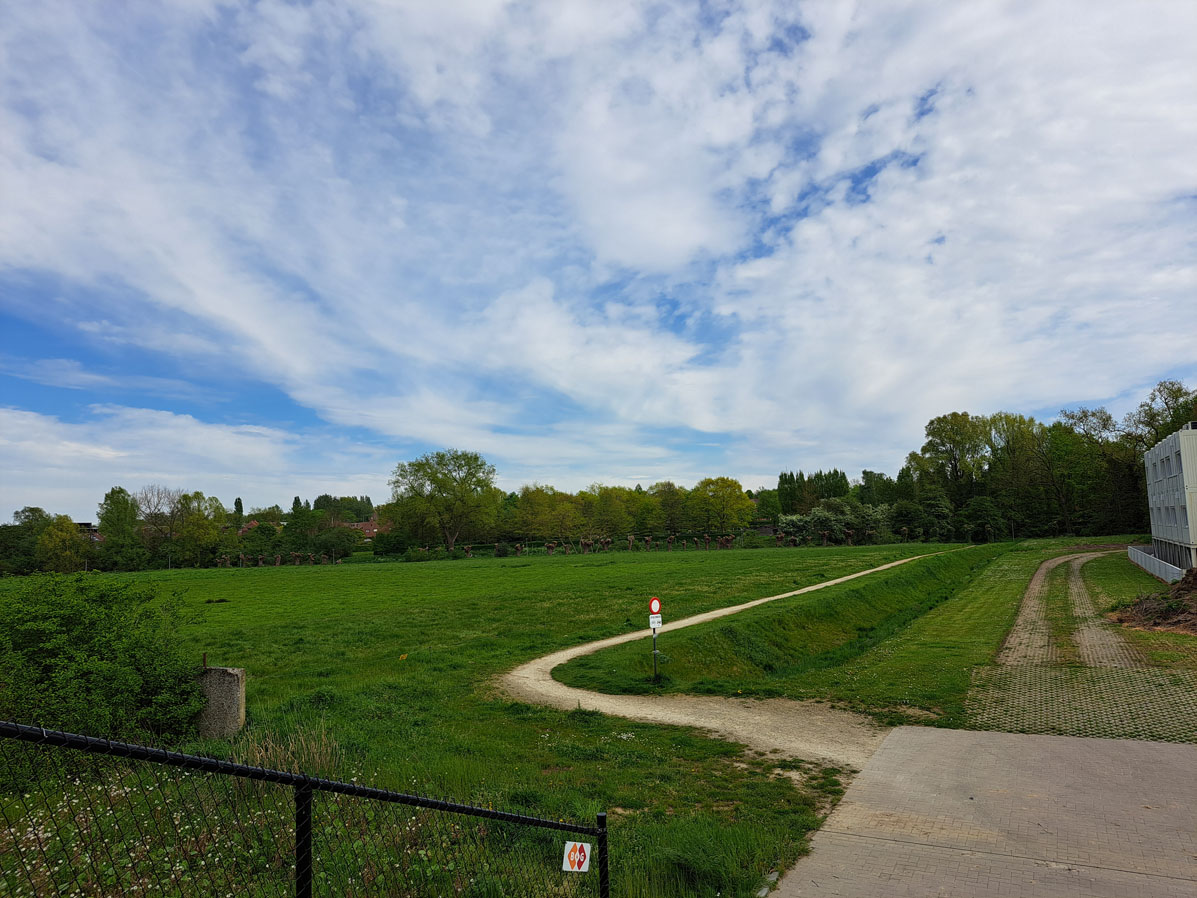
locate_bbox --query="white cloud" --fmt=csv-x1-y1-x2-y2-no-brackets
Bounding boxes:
0,406,390,520
0,0,1194,514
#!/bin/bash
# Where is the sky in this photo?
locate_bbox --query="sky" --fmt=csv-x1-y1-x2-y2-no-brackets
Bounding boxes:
1,0,1195,520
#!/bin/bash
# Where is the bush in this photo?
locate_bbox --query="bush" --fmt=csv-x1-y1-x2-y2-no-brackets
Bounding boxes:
0,575,203,740
371,530,407,556
403,547,467,562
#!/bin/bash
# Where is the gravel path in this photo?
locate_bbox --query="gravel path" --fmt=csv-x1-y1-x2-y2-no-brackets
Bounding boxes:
499,553,948,767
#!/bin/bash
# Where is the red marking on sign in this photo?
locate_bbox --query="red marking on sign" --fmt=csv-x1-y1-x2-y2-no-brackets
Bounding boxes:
649,596,661,614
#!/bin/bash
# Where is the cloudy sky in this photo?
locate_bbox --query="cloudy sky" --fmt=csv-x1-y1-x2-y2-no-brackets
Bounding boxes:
2,0,1195,519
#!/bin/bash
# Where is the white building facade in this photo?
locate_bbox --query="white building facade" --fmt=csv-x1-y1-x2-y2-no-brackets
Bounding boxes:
1143,422,1197,571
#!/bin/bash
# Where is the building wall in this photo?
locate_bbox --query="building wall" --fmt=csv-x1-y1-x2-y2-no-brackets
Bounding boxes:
1143,424,1197,570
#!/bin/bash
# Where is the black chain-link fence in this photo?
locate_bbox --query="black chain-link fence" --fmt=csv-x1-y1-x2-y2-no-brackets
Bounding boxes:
0,721,609,897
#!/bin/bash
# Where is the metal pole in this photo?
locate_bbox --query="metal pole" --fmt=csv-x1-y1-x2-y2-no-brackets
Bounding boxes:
596,811,610,898
652,630,658,682
295,783,312,898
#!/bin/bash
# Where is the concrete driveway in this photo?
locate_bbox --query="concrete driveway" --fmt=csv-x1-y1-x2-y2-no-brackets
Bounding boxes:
777,727,1197,897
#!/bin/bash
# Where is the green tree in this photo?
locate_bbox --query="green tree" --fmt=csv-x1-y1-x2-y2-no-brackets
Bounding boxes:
753,488,782,524
588,485,630,537
315,526,362,560
857,470,897,506
917,412,988,509
97,486,148,571
231,497,244,528
918,489,954,541
649,481,688,532
389,449,499,551
687,477,755,531
36,515,92,572
0,507,53,574
136,484,183,566
955,496,1004,542
173,492,226,566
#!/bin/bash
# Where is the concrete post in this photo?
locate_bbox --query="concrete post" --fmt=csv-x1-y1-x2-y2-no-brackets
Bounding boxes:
197,666,246,739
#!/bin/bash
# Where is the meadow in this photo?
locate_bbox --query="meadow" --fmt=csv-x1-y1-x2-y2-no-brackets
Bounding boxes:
7,537,1170,895
3,543,946,897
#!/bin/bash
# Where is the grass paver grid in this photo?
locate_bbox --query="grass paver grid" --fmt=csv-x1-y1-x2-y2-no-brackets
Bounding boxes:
967,665,1197,742
966,551,1197,742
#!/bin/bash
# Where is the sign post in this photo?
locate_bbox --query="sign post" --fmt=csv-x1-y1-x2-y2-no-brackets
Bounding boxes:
649,597,662,682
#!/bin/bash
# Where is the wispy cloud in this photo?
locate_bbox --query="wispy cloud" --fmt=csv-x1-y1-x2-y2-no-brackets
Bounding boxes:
1,0,1194,517
1,357,213,401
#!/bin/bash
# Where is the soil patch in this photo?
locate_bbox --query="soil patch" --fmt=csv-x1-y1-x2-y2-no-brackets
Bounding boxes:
1111,567,1197,635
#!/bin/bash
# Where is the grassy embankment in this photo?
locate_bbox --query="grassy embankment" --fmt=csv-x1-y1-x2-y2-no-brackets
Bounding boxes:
1081,552,1197,669
1,543,948,898
554,539,1146,727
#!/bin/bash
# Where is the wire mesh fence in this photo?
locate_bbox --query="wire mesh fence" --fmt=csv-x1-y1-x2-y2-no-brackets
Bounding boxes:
0,721,608,897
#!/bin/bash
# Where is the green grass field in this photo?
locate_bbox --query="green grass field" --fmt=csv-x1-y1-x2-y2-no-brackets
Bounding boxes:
1,543,948,898
6,538,1170,895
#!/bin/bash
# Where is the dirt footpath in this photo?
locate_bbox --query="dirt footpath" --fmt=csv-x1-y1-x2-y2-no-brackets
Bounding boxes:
499,554,947,767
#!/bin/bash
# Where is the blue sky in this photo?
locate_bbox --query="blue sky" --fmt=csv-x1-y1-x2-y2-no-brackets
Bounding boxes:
2,0,1195,519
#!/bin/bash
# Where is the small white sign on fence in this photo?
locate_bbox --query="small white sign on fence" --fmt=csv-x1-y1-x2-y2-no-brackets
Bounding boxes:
562,840,591,872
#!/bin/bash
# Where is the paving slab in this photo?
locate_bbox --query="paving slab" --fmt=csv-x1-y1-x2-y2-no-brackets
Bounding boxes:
777,727,1197,897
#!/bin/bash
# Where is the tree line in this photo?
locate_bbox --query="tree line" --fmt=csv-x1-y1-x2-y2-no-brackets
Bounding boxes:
0,489,375,574
2,379,1191,573
378,381,1194,552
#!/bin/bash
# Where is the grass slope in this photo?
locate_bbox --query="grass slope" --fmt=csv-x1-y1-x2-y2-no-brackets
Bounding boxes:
2,544,945,898
555,542,1134,727
555,546,1007,717
1082,552,1197,670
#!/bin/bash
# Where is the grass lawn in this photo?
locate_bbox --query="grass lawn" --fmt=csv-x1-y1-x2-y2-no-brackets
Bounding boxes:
2,543,946,898
1081,552,1197,670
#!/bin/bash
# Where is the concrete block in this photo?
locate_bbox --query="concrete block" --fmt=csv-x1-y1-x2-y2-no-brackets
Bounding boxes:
197,666,245,739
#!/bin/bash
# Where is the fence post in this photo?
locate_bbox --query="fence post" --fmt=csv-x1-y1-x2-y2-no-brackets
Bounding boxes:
295,782,313,898
596,811,609,898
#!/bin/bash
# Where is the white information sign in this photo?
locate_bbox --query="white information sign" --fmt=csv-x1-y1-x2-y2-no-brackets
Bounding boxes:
649,613,662,629
563,841,591,873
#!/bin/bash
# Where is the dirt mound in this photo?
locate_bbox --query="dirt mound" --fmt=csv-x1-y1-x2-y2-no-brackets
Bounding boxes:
1112,568,1197,635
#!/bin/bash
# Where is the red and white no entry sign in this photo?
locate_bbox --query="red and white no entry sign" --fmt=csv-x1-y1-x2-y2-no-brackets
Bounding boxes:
649,596,661,614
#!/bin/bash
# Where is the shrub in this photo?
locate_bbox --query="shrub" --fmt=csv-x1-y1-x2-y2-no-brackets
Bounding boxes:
0,575,203,740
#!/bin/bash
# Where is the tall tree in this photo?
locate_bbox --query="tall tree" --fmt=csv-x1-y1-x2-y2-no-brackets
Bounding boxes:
650,481,688,532
687,477,755,531
97,486,148,571
136,484,183,565
389,449,499,551
174,492,226,567
917,412,989,509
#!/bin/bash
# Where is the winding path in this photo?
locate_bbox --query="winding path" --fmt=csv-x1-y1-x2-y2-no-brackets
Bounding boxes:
499,552,948,768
